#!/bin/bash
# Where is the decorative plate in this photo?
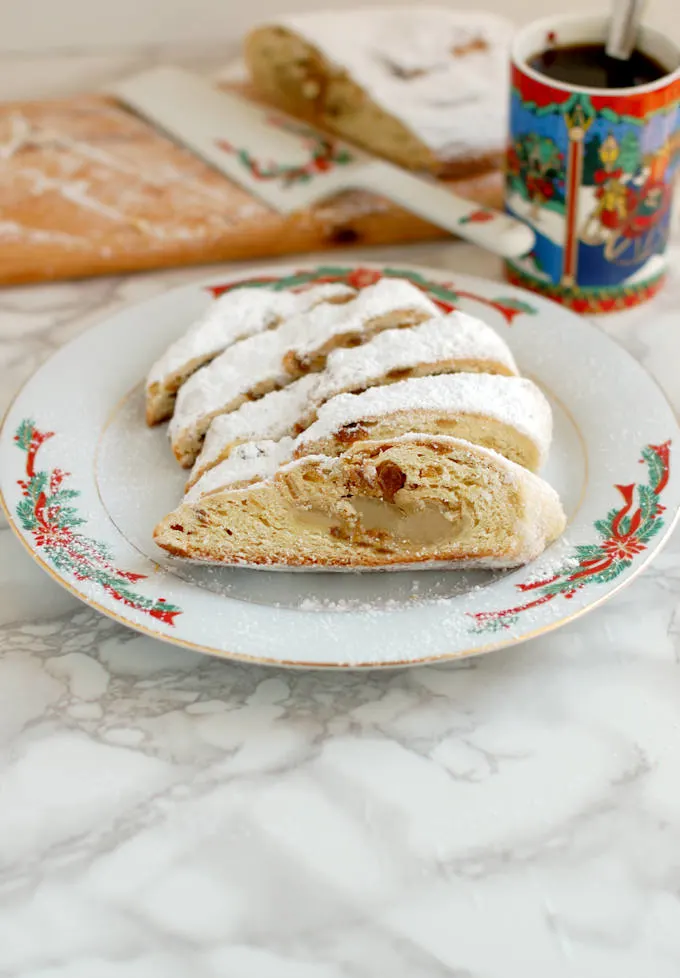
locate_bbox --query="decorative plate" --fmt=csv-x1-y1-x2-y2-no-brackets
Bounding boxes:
1,263,678,668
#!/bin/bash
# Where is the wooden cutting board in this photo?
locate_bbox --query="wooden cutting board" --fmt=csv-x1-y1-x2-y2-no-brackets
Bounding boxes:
0,86,503,286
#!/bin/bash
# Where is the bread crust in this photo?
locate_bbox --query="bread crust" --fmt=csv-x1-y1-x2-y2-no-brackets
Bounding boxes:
154,435,565,569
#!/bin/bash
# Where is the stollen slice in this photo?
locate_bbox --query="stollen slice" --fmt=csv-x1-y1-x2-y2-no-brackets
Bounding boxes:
169,277,438,467
154,434,566,569
145,282,354,425
296,373,552,469
309,308,518,405
187,310,518,487
244,9,511,178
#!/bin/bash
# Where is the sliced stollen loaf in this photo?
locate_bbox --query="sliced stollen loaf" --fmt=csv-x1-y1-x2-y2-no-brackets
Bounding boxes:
187,311,518,488
296,373,552,470
154,434,566,569
244,9,511,177
145,282,354,425
169,277,438,468
185,373,552,502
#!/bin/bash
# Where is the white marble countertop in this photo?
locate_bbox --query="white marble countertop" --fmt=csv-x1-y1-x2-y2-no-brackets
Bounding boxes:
3,49,680,978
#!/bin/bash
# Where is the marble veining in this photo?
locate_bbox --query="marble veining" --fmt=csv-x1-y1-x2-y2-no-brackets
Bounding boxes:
2,48,680,978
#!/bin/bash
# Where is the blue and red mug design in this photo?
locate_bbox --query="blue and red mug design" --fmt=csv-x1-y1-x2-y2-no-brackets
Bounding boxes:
505,15,680,313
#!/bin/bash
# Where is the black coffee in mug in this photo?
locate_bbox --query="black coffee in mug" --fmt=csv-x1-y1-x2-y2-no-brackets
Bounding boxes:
529,43,668,89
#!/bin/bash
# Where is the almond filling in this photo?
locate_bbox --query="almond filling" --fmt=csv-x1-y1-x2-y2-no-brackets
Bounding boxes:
285,494,468,547
350,497,466,545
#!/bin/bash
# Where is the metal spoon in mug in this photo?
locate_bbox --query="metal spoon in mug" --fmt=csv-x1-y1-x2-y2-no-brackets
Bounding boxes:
606,0,648,61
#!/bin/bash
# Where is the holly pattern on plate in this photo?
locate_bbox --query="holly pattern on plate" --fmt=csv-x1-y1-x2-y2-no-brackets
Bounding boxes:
14,420,181,626
458,208,495,225
469,441,671,633
208,265,538,325
215,116,354,188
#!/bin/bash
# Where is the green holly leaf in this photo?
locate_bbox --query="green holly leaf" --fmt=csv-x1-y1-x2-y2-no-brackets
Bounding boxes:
594,506,625,539
315,265,355,279
94,537,113,559
593,561,631,584
55,505,85,528
47,488,79,505
640,445,665,492
45,546,74,572
574,544,604,561
15,419,36,452
637,483,659,526
271,273,315,291
383,268,428,287
28,471,48,500
540,579,579,597
471,613,519,634
491,297,538,315
16,498,36,530
637,518,664,543
426,284,459,303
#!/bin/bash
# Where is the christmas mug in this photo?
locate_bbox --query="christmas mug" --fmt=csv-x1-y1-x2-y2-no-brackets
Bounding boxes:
505,14,680,313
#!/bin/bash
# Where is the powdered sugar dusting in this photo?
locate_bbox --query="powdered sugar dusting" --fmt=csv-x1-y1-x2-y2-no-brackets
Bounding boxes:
314,310,518,400
185,437,294,502
292,565,502,610
189,304,517,473
189,309,519,479
0,98,271,254
281,8,511,157
170,278,438,450
286,277,438,360
191,374,319,481
298,373,553,464
169,330,287,446
147,282,353,387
